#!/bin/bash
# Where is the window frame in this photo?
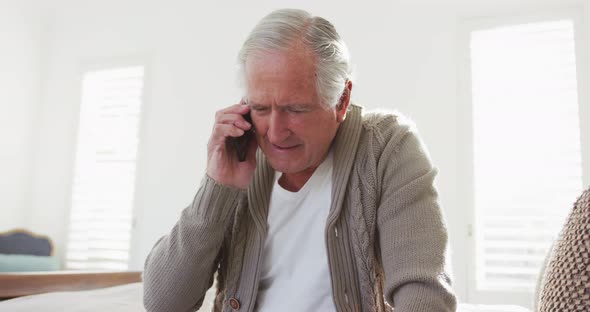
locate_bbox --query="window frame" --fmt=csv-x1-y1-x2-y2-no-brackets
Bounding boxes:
457,7,589,307
64,56,151,271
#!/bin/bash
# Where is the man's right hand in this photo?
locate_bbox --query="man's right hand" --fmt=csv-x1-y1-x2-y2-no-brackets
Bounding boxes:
206,102,258,189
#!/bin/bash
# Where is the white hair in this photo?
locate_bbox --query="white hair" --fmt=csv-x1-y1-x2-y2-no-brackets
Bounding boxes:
238,9,353,108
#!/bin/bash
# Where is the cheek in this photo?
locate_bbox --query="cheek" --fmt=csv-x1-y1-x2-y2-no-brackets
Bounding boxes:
291,121,323,146
251,115,267,134
304,119,339,147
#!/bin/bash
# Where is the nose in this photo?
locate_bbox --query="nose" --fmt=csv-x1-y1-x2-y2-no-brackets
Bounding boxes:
267,110,290,143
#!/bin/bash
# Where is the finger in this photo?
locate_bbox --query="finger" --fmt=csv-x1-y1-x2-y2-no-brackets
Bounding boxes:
215,101,250,119
216,114,252,130
210,124,245,147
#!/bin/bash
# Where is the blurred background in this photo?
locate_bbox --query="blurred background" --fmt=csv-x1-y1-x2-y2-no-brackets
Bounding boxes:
1,0,588,309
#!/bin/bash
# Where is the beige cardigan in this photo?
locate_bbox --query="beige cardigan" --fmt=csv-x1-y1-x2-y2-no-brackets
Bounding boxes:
143,104,457,312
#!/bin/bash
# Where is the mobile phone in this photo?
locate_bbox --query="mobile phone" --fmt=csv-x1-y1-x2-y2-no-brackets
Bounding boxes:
231,111,254,162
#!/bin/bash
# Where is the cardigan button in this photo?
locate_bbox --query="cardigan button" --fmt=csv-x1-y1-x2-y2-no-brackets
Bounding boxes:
229,297,241,310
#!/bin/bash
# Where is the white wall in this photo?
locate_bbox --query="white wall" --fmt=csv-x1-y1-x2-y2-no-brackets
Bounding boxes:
0,0,42,230
12,0,589,306
580,3,590,188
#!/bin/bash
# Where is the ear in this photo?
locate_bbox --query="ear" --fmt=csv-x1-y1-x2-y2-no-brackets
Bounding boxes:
336,80,353,123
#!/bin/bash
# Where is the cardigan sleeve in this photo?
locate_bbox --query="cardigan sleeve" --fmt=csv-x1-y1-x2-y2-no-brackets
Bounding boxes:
143,175,245,312
375,124,457,311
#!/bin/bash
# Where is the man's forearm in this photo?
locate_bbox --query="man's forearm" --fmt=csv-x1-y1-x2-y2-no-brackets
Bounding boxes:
143,175,244,312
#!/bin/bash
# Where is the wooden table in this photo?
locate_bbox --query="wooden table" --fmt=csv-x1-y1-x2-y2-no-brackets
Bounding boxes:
0,271,142,300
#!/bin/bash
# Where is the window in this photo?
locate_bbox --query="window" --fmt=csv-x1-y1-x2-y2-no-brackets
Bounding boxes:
65,66,145,270
469,20,583,291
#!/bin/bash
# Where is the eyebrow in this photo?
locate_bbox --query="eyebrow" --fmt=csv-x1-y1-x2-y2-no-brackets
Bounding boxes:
247,101,313,110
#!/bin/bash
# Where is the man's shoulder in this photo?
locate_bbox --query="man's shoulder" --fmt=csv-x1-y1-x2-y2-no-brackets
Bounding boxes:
359,108,417,144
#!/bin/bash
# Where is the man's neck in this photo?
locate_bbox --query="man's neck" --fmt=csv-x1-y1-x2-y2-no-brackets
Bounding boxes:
278,169,316,192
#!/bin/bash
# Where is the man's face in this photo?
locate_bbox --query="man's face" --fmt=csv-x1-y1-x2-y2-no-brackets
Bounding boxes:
245,45,346,177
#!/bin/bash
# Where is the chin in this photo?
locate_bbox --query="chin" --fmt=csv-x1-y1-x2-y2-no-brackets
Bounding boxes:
268,160,295,173
266,157,303,174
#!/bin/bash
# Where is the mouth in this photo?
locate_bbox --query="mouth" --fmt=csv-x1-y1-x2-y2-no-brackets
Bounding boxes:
270,143,300,152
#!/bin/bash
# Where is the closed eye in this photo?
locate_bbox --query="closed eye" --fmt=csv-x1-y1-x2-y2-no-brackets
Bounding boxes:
250,105,269,112
285,105,311,113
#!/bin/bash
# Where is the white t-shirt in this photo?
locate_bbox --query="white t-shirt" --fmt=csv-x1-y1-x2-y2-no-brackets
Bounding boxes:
255,150,336,312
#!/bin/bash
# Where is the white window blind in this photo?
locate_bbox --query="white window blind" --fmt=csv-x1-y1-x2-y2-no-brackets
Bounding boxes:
66,66,145,270
470,20,583,291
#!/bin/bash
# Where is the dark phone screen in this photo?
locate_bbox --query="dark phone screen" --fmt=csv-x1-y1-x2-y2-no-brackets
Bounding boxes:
232,112,254,161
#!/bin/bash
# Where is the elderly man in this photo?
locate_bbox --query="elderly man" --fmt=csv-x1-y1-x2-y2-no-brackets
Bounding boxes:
143,8,456,312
